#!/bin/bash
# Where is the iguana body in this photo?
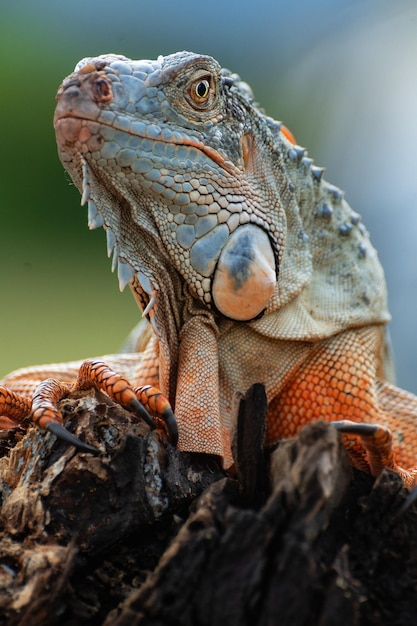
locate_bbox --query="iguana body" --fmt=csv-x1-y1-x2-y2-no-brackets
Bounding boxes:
2,51,417,485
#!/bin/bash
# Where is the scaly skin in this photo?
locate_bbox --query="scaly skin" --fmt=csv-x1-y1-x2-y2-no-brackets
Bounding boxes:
1,51,417,486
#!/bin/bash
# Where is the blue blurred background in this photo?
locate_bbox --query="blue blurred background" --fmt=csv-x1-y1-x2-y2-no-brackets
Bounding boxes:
1,0,417,393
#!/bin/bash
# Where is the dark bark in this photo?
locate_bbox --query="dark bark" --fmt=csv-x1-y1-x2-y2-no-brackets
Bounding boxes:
1,385,417,626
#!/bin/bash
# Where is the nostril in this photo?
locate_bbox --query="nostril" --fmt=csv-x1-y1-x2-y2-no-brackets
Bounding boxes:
93,77,113,103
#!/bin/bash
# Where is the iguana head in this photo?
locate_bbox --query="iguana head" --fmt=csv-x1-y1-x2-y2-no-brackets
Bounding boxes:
54,51,310,325
54,51,388,353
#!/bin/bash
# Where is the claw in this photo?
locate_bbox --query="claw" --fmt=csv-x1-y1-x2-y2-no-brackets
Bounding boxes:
161,407,178,446
128,397,156,430
332,421,379,436
46,421,99,455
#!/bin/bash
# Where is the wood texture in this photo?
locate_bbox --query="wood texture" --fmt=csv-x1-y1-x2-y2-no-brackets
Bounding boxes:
1,386,416,625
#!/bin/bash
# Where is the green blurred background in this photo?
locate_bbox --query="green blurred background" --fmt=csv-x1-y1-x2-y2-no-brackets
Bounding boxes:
1,0,417,392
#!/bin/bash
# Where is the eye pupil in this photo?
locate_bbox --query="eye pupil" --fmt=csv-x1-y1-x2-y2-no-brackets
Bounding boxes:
196,80,209,98
188,76,213,107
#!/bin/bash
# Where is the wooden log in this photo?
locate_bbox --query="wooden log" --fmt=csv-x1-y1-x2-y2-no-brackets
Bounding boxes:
1,385,417,626
0,389,224,625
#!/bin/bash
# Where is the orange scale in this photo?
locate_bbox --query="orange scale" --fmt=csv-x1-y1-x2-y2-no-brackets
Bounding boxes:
343,394,354,407
301,389,312,401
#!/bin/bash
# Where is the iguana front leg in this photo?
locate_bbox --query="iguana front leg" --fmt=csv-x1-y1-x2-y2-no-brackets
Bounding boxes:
0,357,178,450
266,326,417,488
0,387,31,430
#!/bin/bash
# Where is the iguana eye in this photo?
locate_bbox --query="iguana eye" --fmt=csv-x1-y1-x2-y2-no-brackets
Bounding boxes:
190,78,211,105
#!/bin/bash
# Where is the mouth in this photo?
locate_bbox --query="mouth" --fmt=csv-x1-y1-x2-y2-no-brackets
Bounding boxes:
54,111,234,175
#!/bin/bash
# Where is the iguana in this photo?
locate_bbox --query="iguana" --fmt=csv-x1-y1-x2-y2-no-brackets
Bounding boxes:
1,51,417,486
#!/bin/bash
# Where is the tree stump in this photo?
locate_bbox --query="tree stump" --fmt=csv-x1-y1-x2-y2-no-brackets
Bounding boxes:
1,384,417,626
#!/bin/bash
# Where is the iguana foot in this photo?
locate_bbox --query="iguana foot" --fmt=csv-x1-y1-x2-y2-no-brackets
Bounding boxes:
75,360,178,443
333,420,417,489
0,360,178,452
74,360,156,429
